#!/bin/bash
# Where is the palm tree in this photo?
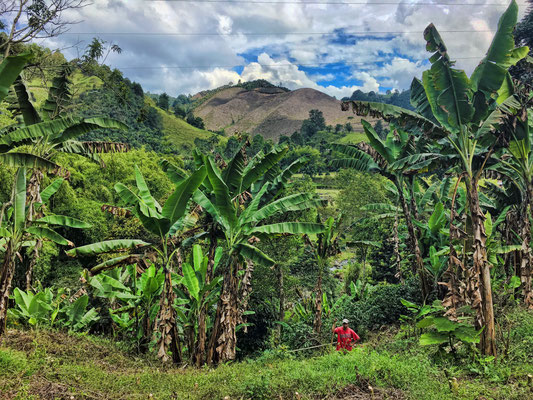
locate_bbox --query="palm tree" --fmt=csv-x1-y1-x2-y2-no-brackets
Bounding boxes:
341,0,526,355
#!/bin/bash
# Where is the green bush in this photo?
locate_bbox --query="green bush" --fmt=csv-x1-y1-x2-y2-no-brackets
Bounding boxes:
331,280,421,334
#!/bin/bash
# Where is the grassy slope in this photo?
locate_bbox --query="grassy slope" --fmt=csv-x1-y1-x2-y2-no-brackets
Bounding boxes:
144,97,224,150
337,131,366,144
1,325,532,400
27,72,220,151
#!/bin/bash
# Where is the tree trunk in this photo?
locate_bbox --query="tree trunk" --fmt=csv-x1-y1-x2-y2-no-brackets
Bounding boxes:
209,258,240,363
521,185,533,309
0,241,16,338
23,169,44,290
25,239,42,291
466,177,496,356
154,259,182,363
392,213,403,283
396,181,430,299
313,261,323,335
195,236,217,367
277,264,285,337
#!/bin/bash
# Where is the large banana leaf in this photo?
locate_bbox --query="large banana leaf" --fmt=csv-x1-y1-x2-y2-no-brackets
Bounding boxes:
114,182,161,218
182,262,200,301
262,157,306,202
0,52,32,102
90,254,142,275
204,156,237,231
160,159,187,184
51,117,128,144
134,165,161,213
423,24,474,131
250,193,319,223
162,166,206,224
13,168,26,233
10,77,41,125
34,215,92,229
0,118,71,146
410,78,438,123
0,152,58,170
236,243,275,267
241,146,288,193
361,120,392,163
135,204,171,237
41,65,72,121
40,178,64,203
249,222,324,235
26,226,70,246
471,0,524,95
222,147,246,196
66,239,150,257
342,101,446,138
193,190,226,230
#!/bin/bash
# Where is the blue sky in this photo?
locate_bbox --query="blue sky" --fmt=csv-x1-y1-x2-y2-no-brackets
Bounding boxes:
33,0,526,98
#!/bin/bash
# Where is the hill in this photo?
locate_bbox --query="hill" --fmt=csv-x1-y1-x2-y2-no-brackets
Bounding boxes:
193,86,372,141
24,67,217,153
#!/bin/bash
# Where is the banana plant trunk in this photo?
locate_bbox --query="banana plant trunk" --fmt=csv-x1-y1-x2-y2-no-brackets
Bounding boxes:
313,260,323,335
154,259,182,363
209,257,240,363
277,264,285,337
195,237,217,367
396,180,430,299
466,177,496,356
393,213,403,283
520,184,533,308
24,169,43,290
0,240,16,338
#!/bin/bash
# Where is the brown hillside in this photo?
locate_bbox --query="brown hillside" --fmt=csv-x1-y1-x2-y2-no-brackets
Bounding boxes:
193,86,372,140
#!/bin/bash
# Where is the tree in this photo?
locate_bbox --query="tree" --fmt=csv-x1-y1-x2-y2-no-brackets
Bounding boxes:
66,164,207,362
0,0,89,57
489,83,533,308
4,67,128,287
158,93,170,111
342,0,527,355
193,145,323,364
0,170,90,336
333,123,432,300
304,216,341,335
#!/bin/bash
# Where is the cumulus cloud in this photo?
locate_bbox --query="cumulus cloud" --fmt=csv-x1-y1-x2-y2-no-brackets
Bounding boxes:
34,0,527,96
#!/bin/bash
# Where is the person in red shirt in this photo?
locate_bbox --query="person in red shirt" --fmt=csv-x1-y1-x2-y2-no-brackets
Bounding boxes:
332,318,360,351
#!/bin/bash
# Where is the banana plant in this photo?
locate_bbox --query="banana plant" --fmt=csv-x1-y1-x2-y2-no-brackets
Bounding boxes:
0,169,92,336
192,145,324,364
88,264,164,350
487,83,533,308
8,286,99,332
174,244,224,363
332,122,433,299
342,1,527,356
67,164,206,363
0,51,57,169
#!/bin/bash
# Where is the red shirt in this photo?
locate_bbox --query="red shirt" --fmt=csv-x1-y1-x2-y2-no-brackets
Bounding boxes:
334,326,360,351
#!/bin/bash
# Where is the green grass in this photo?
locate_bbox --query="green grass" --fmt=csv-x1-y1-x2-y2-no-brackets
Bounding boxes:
26,70,104,107
337,131,366,144
158,108,222,149
2,326,531,400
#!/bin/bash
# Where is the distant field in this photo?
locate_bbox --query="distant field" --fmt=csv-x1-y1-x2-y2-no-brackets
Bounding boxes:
158,108,221,149
337,131,366,144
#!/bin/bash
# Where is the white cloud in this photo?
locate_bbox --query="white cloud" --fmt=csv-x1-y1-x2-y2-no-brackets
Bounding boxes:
32,0,528,96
